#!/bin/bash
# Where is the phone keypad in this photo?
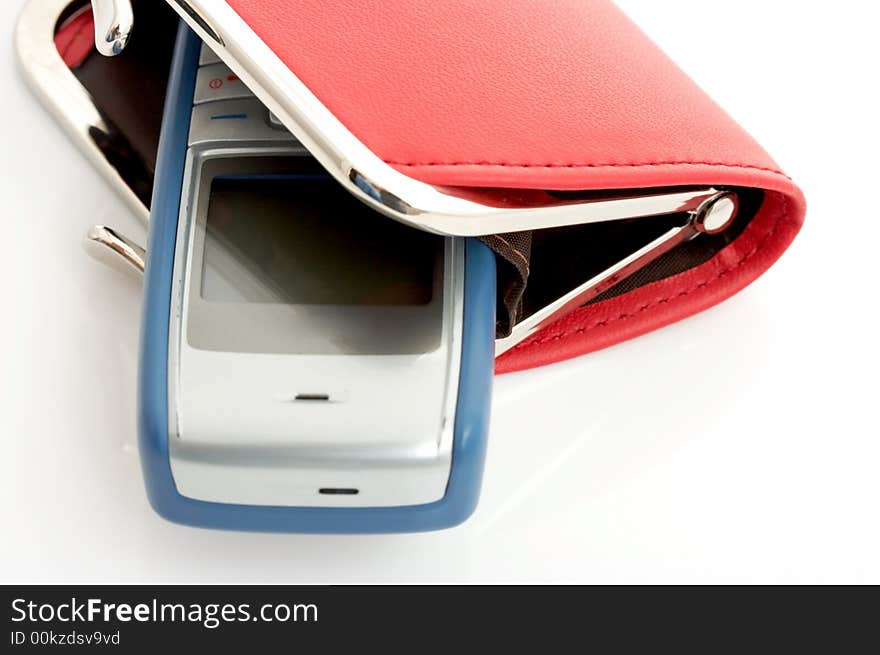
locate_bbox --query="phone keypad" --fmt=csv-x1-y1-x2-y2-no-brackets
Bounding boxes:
192,43,297,146
194,63,253,105
189,99,299,146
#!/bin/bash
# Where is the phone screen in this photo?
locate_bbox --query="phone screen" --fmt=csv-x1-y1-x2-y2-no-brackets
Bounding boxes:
201,176,436,306
185,158,448,356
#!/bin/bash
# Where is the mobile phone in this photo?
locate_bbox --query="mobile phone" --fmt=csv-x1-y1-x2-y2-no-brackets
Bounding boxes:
139,24,496,532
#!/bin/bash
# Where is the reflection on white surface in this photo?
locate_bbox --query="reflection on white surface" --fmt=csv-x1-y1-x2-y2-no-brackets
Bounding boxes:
3,0,880,583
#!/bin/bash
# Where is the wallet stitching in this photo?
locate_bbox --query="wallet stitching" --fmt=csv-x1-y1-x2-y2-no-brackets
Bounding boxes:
388,161,789,178
515,195,791,350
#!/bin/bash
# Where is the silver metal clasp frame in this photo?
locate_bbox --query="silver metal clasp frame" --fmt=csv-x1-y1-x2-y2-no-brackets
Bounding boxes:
16,0,150,225
494,189,739,356
16,1,146,272
83,225,146,277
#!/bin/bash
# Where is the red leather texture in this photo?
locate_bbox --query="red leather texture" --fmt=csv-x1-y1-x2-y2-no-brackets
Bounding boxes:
223,0,805,372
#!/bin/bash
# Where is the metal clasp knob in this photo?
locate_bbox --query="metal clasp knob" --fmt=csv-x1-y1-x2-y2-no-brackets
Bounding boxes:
90,0,134,57
83,225,146,278
494,190,740,356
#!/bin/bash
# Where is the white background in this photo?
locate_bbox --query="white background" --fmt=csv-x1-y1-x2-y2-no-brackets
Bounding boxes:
1,0,878,584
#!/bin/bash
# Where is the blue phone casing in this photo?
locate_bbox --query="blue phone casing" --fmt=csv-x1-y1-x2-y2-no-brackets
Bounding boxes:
137,24,496,533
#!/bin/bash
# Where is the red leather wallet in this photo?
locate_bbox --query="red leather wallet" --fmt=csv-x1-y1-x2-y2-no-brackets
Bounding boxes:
209,0,805,373
88,0,807,373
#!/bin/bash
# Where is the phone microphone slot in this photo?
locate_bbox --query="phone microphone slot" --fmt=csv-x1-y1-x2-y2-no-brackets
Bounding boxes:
278,390,349,403
294,393,331,402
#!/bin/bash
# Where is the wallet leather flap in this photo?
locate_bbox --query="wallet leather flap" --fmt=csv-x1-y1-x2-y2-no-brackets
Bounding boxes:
221,1,791,194
211,0,804,372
